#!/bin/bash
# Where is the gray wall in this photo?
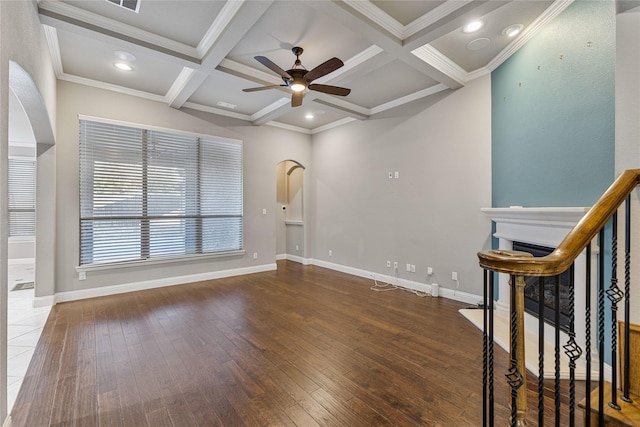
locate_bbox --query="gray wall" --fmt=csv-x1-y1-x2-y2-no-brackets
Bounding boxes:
56,80,311,293
310,76,492,296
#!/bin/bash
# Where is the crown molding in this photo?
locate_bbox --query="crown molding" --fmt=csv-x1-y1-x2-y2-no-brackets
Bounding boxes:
404,0,474,38
311,117,357,134
264,121,311,134
411,45,469,86
38,0,199,61
181,101,251,121
251,97,290,123
164,67,196,105
487,0,575,72
196,0,245,57
58,73,166,103
42,25,63,77
342,0,404,39
369,83,448,115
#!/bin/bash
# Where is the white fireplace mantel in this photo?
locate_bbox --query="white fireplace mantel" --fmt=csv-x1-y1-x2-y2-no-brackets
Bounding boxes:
481,207,590,248
464,206,599,379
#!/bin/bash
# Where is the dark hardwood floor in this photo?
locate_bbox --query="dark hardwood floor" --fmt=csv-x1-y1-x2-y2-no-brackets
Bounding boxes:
11,261,581,426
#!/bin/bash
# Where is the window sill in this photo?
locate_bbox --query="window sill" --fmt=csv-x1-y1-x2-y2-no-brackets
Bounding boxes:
284,220,303,226
76,250,245,273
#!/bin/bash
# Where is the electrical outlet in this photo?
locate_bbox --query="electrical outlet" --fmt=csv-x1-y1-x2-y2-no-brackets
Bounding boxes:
79,271,86,281
296,245,299,251
394,171,399,179
386,260,391,268
411,264,416,273
329,250,333,257
393,261,398,270
427,267,433,275
262,208,267,215
253,252,258,259
406,263,411,272
452,271,458,280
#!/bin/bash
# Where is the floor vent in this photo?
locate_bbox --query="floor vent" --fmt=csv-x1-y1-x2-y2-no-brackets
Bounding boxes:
106,0,140,13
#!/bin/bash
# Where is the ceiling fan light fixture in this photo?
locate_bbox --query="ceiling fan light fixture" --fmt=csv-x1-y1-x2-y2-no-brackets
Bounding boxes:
502,24,524,38
462,20,484,34
290,80,306,92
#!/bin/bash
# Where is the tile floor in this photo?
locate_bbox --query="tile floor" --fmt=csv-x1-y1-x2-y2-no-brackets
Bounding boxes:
7,261,51,411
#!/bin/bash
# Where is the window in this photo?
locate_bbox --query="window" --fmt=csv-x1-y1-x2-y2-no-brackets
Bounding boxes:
8,157,36,237
79,119,243,266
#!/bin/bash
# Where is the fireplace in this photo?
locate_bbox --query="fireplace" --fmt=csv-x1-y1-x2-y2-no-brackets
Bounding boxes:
513,241,571,332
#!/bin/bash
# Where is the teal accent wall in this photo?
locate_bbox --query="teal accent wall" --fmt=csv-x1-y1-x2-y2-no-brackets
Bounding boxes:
492,0,615,208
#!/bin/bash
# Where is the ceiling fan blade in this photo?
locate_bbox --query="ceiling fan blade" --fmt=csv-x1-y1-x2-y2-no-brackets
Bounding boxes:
291,91,303,107
255,56,292,79
308,84,351,96
304,57,344,83
243,85,287,92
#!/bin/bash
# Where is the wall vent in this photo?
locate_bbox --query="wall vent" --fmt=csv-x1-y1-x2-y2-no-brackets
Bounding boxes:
106,0,140,13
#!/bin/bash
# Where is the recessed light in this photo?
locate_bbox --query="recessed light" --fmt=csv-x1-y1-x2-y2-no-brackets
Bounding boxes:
462,20,484,34
305,113,314,119
502,24,524,38
114,61,133,71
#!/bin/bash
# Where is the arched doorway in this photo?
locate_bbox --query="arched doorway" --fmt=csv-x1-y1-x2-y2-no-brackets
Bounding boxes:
276,160,305,263
4,61,55,416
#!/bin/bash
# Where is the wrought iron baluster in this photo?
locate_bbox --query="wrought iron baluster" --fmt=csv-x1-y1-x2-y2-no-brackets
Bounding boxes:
622,196,632,403
585,243,592,425
563,265,582,427
538,276,545,426
506,275,525,427
606,211,623,410
554,274,561,426
489,270,495,426
598,229,606,425
483,269,488,426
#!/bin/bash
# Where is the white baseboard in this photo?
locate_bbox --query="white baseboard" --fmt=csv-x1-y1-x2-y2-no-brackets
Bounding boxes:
276,254,287,261
35,263,277,306
284,254,312,265
310,258,483,306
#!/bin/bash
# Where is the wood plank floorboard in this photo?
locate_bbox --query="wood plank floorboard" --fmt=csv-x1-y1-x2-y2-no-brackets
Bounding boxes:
11,260,584,426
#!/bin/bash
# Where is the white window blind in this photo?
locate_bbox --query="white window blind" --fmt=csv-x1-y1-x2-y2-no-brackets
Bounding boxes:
79,119,243,266
8,157,36,237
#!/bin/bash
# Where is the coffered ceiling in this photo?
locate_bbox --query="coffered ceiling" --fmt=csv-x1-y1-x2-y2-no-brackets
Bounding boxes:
38,0,572,133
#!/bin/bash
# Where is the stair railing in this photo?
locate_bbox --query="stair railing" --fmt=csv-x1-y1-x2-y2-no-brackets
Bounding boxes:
478,169,640,426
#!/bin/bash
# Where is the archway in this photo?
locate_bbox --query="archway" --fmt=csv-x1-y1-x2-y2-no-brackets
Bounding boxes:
4,61,55,416
276,160,305,263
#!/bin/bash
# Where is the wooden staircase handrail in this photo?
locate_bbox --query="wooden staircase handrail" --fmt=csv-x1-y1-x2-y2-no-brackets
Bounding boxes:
478,169,640,276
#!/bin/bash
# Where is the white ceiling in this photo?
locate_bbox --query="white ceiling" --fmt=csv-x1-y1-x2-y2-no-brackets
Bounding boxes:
38,0,571,134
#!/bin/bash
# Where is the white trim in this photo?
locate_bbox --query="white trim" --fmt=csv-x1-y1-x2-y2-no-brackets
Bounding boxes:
164,67,196,105
77,114,243,145
42,25,63,77
283,254,312,265
76,250,245,273
314,45,384,84
38,0,199,59
3,415,11,427
411,45,468,85
251,98,290,122
217,58,283,86
276,253,287,261
7,257,34,265
311,258,483,305
487,0,575,72
369,83,449,115
264,121,311,135
37,264,277,307
404,0,474,39
311,117,357,134
196,0,245,57
59,73,167,103
343,0,404,39
181,101,252,121
284,220,303,226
